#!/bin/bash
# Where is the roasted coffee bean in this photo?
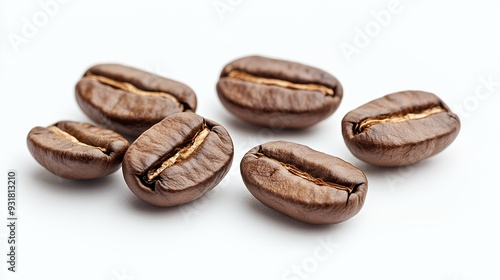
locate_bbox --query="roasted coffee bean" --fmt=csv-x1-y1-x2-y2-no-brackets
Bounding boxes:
122,112,234,207
27,121,129,179
241,141,367,224
75,63,197,137
216,55,343,129
342,90,460,166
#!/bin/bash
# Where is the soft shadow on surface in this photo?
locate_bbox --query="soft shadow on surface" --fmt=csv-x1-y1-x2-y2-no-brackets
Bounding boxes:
34,168,115,193
125,189,223,217
245,197,341,233
355,159,435,191
126,195,181,216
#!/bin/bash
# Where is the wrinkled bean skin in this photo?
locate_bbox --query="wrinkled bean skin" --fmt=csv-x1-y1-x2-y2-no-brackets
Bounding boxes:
217,55,343,129
342,91,461,166
75,63,197,137
27,121,130,179
241,141,368,224
122,112,234,207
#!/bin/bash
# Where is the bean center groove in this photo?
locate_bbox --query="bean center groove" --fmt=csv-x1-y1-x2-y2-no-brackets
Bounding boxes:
227,70,334,96
86,74,180,105
257,150,355,193
144,123,211,185
48,126,107,153
354,106,446,134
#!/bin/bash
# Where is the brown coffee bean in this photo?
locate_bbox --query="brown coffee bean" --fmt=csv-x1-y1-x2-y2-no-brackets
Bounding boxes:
27,121,130,179
75,63,197,137
122,112,234,207
216,55,343,129
241,141,368,224
342,90,461,166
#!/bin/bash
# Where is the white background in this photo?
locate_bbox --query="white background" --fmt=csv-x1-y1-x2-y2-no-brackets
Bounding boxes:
1,1,500,279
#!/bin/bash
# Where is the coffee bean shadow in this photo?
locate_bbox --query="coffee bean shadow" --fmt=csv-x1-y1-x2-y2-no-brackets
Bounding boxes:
354,159,435,191
125,194,182,216
221,114,323,139
34,168,115,194
245,197,340,233
123,134,138,145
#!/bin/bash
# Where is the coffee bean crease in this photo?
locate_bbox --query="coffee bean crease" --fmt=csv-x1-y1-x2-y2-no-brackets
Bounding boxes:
354,106,446,134
227,70,334,96
144,122,211,185
86,74,181,105
48,125,108,154
256,149,355,194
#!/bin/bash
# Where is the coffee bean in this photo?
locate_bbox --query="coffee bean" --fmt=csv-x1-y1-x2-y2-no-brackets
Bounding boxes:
27,121,130,179
75,63,197,137
241,141,367,224
216,55,343,129
122,112,234,207
342,90,461,166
